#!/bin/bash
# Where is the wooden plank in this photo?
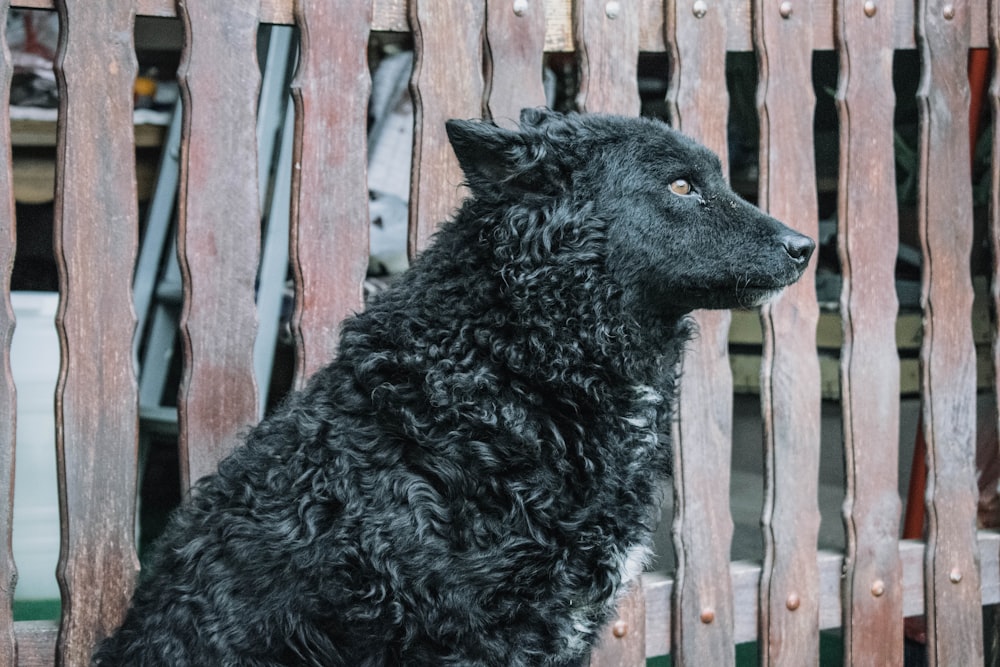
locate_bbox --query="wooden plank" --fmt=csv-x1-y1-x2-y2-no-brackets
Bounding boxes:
645,533,1000,655
6,1,995,51
288,0,372,386
484,0,547,125
833,1,904,664
408,0,485,255
174,0,262,488
572,0,639,114
50,1,140,663
0,0,16,663
663,0,735,664
589,581,646,667
752,0,822,664
13,621,58,667
916,2,984,664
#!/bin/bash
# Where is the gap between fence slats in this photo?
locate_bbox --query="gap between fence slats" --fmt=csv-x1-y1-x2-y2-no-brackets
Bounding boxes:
753,0,822,664
289,0,372,387
175,0,262,489
916,2,984,664
407,0,484,256
663,0,736,664
0,0,16,663
50,1,141,663
834,0,905,664
989,3,1000,659
484,0,547,126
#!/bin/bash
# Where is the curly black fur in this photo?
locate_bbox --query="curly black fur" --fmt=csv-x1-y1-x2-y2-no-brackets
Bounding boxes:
92,109,813,666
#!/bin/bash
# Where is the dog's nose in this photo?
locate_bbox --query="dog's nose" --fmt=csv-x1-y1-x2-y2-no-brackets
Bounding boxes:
781,233,815,266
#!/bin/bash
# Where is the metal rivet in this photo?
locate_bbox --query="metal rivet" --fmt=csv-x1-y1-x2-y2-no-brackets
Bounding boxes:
871,579,885,597
605,1,621,19
949,568,962,584
612,619,628,637
779,1,793,18
942,4,955,20
863,1,877,17
786,593,800,611
700,608,715,624
692,0,708,18
512,0,528,16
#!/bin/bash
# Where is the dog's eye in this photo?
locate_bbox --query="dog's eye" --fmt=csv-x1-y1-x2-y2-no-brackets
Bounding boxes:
669,178,693,196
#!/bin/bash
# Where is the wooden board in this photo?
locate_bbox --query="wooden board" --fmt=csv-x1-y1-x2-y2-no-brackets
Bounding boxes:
0,0,16,663
752,0,822,664
407,0,485,255
573,0,639,114
663,0,736,664
50,1,141,663
834,0,904,662
916,1,984,664
289,0,372,385
484,0,547,125
174,0,262,488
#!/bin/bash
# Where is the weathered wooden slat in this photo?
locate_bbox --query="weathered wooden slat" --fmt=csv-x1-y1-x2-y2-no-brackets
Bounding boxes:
573,0,639,115
175,0,262,488
663,0,736,664
288,0,372,386
484,0,547,125
570,2,644,665
752,0,822,664
50,1,140,663
14,621,58,667
408,0,485,255
8,0,998,52
0,0,16,663
833,1,904,664
588,580,646,667
916,2,984,664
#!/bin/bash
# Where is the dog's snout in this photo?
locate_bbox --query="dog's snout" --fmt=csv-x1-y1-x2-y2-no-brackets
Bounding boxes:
781,233,815,266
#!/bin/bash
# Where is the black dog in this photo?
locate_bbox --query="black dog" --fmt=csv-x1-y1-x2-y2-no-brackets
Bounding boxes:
93,109,813,666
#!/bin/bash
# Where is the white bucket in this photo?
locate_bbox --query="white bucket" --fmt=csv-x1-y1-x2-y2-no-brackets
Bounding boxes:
10,291,61,601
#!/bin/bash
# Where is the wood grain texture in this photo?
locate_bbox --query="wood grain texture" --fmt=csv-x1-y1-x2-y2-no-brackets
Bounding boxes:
663,0,736,664
484,0,547,126
916,2,984,664
8,1,997,51
51,1,141,663
408,0,485,255
175,0,262,488
833,1,904,664
588,582,646,667
572,0,639,114
753,0,822,664
289,0,372,386
0,0,16,663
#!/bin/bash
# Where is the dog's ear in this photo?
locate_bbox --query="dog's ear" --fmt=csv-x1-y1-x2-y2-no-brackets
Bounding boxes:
446,118,562,199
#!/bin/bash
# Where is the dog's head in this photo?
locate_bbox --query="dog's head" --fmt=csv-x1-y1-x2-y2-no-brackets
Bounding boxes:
446,109,814,317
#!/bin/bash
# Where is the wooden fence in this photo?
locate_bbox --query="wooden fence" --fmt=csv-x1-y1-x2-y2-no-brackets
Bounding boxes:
1,0,999,664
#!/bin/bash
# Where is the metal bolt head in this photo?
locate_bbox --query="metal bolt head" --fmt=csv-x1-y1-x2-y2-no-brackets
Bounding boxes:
693,0,708,18
612,619,628,637
949,568,962,584
786,593,800,611
700,607,715,624
513,0,528,16
863,0,877,17
779,1,793,18
942,4,955,20
605,1,621,19
871,579,885,597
